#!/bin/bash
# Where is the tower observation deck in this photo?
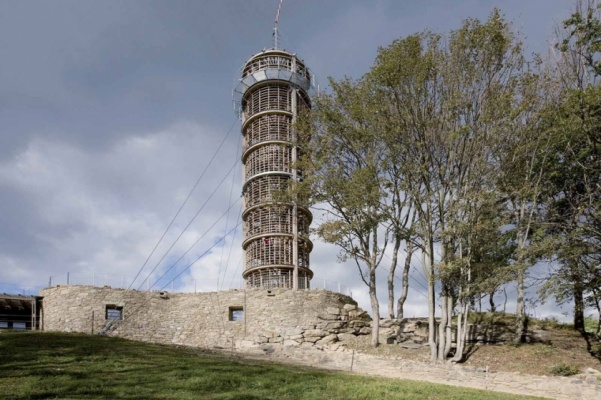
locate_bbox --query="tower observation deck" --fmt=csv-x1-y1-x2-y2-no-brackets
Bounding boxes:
235,49,314,289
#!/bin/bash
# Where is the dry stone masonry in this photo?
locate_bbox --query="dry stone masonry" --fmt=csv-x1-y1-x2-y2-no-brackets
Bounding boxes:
39,285,371,351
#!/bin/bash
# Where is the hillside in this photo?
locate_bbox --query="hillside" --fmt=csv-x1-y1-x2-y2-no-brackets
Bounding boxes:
347,314,601,377
0,331,546,400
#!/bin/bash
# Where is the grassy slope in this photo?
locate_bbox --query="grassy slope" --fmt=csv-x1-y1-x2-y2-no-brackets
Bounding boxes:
0,331,548,400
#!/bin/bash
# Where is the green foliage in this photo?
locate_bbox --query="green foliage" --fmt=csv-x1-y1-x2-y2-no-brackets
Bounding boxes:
585,316,599,333
550,363,581,376
559,2,601,77
536,317,573,331
0,332,544,400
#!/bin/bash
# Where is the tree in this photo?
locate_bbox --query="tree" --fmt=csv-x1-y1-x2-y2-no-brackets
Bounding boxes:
370,10,526,360
540,0,601,332
494,64,557,342
295,78,404,347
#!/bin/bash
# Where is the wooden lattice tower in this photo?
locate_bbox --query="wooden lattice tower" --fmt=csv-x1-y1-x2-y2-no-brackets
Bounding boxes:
235,49,313,289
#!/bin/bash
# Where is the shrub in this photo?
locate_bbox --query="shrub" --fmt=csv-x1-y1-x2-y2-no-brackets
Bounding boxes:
550,363,580,376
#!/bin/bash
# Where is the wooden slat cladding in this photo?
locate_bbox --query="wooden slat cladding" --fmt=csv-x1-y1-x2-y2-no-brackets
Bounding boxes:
243,85,290,118
243,114,292,152
244,175,289,208
244,207,310,238
245,144,292,180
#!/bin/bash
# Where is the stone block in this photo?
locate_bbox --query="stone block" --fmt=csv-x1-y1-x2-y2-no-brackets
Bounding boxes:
401,343,423,349
237,340,255,349
351,320,370,328
254,336,269,344
379,327,396,336
337,333,356,341
586,367,601,375
380,319,400,328
326,307,340,315
279,327,303,336
325,321,344,330
316,334,338,346
414,325,428,337
283,339,301,347
304,329,327,338
343,304,356,311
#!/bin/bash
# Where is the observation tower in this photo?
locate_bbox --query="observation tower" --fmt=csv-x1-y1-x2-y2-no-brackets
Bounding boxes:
234,47,314,289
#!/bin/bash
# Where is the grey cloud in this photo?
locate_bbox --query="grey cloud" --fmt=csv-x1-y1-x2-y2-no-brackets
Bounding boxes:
0,0,578,317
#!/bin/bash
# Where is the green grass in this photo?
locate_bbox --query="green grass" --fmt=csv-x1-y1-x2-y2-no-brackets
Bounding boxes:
0,331,547,400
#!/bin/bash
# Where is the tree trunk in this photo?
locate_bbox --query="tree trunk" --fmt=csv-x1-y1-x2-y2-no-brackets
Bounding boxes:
444,292,453,358
596,301,601,336
396,241,413,321
514,268,526,343
570,259,585,332
453,301,469,362
437,292,450,360
594,289,601,336
425,247,437,361
369,266,380,348
387,235,402,319
489,288,496,313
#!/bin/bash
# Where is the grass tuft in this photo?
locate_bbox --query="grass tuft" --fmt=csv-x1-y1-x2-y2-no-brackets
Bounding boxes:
550,363,580,376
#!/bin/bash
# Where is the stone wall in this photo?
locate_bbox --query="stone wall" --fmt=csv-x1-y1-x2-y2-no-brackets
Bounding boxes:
39,285,372,351
378,318,554,347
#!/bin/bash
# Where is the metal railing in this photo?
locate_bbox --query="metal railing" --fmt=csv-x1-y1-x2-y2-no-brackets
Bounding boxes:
45,272,352,297
0,282,45,296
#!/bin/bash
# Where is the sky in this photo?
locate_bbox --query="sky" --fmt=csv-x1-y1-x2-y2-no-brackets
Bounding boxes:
0,0,584,320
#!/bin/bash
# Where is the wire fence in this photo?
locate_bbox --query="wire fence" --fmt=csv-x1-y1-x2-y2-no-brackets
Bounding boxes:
45,272,353,297
0,282,45,296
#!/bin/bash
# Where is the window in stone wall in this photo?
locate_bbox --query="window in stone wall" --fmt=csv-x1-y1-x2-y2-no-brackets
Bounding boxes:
229,306,244,322
105,305,123,320
13,322,26,330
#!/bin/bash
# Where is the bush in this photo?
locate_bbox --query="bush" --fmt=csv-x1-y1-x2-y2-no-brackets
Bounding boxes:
550,363,580,376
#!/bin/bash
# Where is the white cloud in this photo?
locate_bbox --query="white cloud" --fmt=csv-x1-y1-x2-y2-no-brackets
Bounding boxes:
0,120,242,292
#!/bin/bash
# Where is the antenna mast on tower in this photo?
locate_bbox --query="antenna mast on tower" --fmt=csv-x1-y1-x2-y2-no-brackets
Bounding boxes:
273,0,283,49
